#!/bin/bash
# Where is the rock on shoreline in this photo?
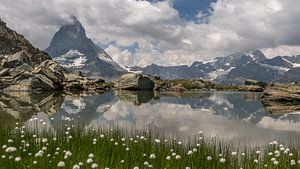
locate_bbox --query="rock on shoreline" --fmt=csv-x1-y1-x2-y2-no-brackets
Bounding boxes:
261,84,300,114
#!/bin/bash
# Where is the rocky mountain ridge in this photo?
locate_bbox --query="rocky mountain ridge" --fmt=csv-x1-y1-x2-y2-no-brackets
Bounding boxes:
129,50,300,84
0,18,66,91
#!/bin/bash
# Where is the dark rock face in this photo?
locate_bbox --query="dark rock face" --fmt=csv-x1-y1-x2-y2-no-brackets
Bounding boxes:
0,19,66,91
45,16,126,80
114,73,155,90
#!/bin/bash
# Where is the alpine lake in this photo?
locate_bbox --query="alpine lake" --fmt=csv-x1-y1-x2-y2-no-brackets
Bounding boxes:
1,91,300,169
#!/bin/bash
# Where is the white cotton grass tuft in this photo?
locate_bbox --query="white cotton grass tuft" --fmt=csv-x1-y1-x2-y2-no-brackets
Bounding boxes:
207,156,212,161
149,154,156,159
73,164,80,169
5,147,17,153
219,158,226,163
87,158,93,164
175,155,181,160
88,153,95,158
14,157,21,162
57,161,65,167
91,163,98,168
187,150,193,155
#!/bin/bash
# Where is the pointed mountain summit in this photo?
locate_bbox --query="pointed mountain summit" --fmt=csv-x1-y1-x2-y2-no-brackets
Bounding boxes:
45,16,126,79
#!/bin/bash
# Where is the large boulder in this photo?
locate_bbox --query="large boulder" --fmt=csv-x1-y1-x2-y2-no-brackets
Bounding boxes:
114,73,155,90
244,79,267,88
261,84,300,114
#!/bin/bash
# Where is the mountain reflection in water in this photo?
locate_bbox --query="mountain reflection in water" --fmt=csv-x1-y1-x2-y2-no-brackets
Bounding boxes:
1,91,300,146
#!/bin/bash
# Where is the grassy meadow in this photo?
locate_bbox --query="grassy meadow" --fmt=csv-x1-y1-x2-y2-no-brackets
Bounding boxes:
0,118,300,169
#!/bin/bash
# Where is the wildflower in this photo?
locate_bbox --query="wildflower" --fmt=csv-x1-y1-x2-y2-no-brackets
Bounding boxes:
114,142,118,146
33,161,37,165
1,155,5,159
273,161,279,165
291,160,296,166
72,165,80,169
178,141,182,145
192,148,197,152
187,150,193,155
219,158,226,163
125,147,130,151
93,139,97,142
241,152,245,156
8,139,13,143
271,158,276,162
57,161,65,167
79,162,83,166
149,154,156,159
254,159,259,164
65,151,72,157
207,156,212,161
154,139,160,143
53,137,57,141
133,167,139,169
144,161,149,166
91,163,98,168
5,147,17,153
268,152,273,156
175,155,181,160
35,150,44,157
120,160,125,163
88,153,95,158
87,158,93,164
121,138,126,141
231,152,237,156
42,138,48,143
2,145,7,149
172,153,176,156
289,153,293,157
14,157,21,162
186,167,191,169
256,150,260,154
166,156,171,160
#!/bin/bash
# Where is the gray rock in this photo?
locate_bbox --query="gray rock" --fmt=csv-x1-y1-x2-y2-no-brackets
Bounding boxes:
0,19,66,91
261,84,300,114
114,73,155,90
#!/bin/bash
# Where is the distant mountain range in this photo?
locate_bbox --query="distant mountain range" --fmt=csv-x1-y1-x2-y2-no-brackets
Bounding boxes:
45,16,126,80
2,15,297,85
128,50,300,84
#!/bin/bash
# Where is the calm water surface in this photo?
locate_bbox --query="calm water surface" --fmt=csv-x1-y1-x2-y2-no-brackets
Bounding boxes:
1,91,300,146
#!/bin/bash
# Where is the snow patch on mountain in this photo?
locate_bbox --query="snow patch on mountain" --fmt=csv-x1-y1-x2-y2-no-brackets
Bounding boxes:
208,67,235,80
54,49,87,68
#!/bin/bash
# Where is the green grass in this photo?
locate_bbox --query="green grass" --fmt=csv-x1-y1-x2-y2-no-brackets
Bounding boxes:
0,123,300,169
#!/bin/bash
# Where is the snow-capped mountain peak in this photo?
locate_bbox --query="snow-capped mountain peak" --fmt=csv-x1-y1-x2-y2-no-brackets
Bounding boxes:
45,16,126,79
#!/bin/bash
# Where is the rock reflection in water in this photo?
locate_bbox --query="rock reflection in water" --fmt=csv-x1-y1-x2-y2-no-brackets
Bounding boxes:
1,91,300,146
0,92,64,129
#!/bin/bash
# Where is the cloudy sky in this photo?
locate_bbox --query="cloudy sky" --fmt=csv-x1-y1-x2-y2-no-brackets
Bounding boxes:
1,0,300,66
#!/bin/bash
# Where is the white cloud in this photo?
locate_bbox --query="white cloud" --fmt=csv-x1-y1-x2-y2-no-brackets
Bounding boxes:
1,0,300,66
